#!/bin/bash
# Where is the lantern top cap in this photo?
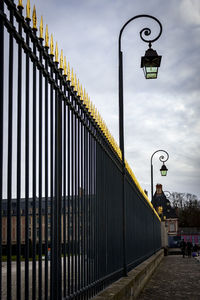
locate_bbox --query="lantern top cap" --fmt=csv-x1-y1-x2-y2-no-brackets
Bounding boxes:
144,47,158,57
141,47,162,68
160,163,168,172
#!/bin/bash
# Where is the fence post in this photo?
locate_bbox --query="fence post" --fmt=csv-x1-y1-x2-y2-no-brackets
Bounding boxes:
53,82,62,300
0,1,4,298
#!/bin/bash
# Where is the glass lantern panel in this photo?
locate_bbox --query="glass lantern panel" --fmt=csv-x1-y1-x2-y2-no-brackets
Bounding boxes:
161,170,167,176
146,72,157,79
146,66,158,73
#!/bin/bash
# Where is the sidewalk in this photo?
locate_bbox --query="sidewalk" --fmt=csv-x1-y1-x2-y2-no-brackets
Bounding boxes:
138,255,200,300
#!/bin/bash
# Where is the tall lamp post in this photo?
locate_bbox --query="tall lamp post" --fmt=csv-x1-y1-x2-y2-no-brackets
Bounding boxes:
118,15,162,276
151,150,169,202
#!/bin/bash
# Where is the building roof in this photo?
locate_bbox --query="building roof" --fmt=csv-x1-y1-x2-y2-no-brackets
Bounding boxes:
152,185,177,220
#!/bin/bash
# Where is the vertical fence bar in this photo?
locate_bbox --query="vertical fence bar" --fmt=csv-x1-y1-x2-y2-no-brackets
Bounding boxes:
0,1,3,299
88,124,91,294
85,115,89,298
53,64,62,300
32,27,37,300
77,98,80,296
63,76,67,298
38,37,43,300
80,106,84,295
25,16,30,300
53,64,58,300
7,6,13,300
74,93,78,295
44,45,49,300
67,85,71,298
71,91,74,296
83,112,87,298
50,57,54,300
17,5,23,300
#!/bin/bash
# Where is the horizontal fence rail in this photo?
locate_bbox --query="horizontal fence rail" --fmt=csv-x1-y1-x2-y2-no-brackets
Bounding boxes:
0,1,161,300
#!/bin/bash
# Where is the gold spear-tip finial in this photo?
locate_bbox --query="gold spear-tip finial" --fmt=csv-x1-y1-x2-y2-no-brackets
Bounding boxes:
18,0,24,8
39,16,43,39
85,92,88,108
88,97,91,112
91,102,94,116
77,79,80,96
32,5,37,29
55,42,59,62
83,89,87,105
60,50,64,69
71,68,74,86
74,74,77,92
50,34,54,55
80,85,83,101
26,0,31,20
64,56,67,75
67,62,70,81
45,25,49,47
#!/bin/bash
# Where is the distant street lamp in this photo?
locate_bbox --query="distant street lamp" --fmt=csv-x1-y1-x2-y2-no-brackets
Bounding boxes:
118,15,162,276
151,150,169,201
160,163,168,176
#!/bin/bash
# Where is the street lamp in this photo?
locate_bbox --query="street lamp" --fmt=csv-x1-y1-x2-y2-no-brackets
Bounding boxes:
150,150,169,201
118,15,162,276
160,163,168,176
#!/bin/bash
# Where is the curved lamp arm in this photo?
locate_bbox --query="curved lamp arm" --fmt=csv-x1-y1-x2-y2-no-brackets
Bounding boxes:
151,149,169,165
119,15,163,51
151,150,169,201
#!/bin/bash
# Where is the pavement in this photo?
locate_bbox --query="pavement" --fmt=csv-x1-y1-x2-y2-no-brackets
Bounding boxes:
138,255,200,300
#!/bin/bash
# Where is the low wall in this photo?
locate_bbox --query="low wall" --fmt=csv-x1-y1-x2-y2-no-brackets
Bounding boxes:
93,249,164,300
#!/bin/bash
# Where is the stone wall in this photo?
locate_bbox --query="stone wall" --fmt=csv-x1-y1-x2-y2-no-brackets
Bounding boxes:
92,249,164,300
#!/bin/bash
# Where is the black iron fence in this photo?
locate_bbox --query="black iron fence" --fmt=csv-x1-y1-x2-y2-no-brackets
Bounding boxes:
0,1,161,299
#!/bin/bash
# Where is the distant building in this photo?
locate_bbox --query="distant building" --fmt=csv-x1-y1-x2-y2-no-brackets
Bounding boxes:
178,227,200,245
152,184,178,236
1,194,91,246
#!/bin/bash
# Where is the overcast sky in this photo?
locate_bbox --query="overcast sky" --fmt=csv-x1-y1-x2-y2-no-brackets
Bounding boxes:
19,0,200,198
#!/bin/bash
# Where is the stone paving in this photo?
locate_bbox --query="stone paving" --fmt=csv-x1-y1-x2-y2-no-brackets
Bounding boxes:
138,255,200,300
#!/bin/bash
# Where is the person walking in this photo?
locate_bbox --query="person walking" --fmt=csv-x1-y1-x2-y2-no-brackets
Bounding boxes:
187,241,192,258
180,239,186,258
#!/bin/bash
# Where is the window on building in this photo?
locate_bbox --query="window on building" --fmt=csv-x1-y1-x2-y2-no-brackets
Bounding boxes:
169,223,175,232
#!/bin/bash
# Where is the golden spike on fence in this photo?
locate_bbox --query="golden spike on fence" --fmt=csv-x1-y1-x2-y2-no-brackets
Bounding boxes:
67,62,70,81
18,0,24,8
99,115,102,128
45,25,49,47
88,97,91,112
26,0,31,20
80,85,83,100
93,104,96,119
64,57,67,75
74,74,77,92
85,92,88,108
77,79,80,96
32,5,37,29
83,89,86,105
39,16,43,39
86,94,89,109
50,34,54,55
97,111,100,126
71,68,74,86
55,42,59,62
96,108,98,122
60,50,64,69
91,102,94,116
